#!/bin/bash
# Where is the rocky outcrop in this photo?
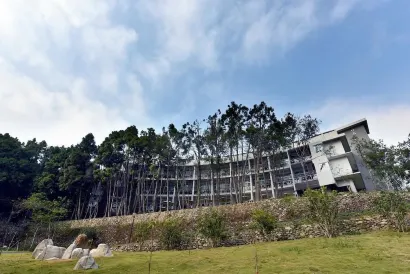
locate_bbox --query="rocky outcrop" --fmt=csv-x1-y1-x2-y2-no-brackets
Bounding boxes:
71,248,84,259
32,239,53,259
61,242,77,259
73,256,99,270
35,245,66,260
90,244,113,257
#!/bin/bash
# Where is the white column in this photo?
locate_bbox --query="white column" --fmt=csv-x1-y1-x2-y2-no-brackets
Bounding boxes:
267,156,276,198
248,159,254,201
349,181,358,193
191,166,196,202
286,150,298,197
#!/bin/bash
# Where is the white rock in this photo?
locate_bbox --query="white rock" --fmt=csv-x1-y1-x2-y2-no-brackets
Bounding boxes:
90,244,113,258
73,256,99,270
35,246,66,260
71,248,84,259
32,239,53,259
83,249,90,256
62,242,77,259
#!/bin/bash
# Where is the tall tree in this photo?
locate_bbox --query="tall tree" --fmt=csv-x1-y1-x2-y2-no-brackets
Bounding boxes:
245,102,277,201
221,102,249,203
182,120,206,207
204,110,226,206
60,133,97,219
0,134,45,216
354,136,410,190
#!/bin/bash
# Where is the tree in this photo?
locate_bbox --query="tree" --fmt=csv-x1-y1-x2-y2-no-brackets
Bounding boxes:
182,120,206,207
221,102,249,203
304,187,339,238
245,102,277,201
290,115,320,192
354,136,409,190
0,134,45,216
204,111,226,206
20,193,67,225
60,133,97,219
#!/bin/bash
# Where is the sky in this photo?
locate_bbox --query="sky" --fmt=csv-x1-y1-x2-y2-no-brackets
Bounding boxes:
0,0,410,146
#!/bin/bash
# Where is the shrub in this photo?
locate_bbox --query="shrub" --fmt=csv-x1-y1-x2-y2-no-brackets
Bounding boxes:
251,209,277,236
373,191,408,232
159,219,183,250
304,187,340,238
133,221,152,251
198,209,227,247
80,227,99,247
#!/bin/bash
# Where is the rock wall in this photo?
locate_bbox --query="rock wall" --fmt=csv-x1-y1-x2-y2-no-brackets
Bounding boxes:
61,192,391,251
68,192,376,229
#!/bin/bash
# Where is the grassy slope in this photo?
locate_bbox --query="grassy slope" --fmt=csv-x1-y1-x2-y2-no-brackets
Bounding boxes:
1,231,410,274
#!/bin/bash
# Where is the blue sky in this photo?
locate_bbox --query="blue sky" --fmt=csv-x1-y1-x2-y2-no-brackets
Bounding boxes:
0,0,409,146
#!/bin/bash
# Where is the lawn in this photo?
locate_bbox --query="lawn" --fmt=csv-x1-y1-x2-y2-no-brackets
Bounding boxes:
1,231,410,273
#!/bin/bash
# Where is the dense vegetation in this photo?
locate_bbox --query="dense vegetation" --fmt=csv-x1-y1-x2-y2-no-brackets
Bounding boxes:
0,100,409,227
1,101,321,222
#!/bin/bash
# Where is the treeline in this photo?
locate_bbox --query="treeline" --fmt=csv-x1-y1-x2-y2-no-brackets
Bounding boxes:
1,101,319,222
1,101,409,224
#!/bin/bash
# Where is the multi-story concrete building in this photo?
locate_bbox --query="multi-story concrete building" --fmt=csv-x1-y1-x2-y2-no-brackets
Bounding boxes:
138,118,376,211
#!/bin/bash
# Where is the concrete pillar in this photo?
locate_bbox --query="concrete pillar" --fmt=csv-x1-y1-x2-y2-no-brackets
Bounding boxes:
248,159,254,201
286,150,298,197
191,166,196,202
349,181,358,193
267,156,276,198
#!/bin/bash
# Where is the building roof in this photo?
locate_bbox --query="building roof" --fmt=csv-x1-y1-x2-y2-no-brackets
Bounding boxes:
336,118,369,134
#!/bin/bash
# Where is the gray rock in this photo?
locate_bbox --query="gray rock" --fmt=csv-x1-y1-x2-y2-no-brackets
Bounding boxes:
90,244,113,258
35,246,66,260
62,242,77,259
73,256,99,270
32,239,53,259
71,248,84,259
83,249,90,256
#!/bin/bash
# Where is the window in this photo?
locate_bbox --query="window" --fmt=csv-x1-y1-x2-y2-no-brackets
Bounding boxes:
315,144,323,153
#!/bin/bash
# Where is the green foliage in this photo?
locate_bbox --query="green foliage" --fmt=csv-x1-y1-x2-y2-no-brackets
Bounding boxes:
133,221,153,250
251,209,277,236
159,219,184,250
20,193,67,224
80,227,99,244
304,187,340,238
353,136,410,190
373,191,409,232
198,209,227,247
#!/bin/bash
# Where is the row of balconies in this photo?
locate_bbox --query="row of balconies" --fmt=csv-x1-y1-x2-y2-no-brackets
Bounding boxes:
130,172,318,196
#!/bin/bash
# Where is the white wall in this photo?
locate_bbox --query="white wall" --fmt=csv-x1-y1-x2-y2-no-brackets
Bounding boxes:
329,157,353,177
324,140,345,156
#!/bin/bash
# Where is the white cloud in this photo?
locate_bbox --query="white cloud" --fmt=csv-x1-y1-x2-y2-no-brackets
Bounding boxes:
0,0,389,147
0,0,145,146
312,100,410,145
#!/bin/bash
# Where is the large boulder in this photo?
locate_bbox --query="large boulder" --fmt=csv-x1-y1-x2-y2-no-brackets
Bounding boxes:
71,248,84,259
75,234,89,249
90,244,113,258
35,246,66,260
73,256,99,270
32,239,53,259
61,242,77,259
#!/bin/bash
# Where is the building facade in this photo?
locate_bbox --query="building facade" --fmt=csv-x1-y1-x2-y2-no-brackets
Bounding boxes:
87,118,376,217
138,118,376,211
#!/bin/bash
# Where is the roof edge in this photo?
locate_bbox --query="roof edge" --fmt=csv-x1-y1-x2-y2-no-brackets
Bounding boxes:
336,118,369,134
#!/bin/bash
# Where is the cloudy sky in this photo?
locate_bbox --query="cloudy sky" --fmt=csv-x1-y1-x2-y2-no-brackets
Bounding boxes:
1,0,409,146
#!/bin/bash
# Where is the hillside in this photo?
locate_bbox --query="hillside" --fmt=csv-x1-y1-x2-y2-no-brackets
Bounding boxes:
1,231,410,274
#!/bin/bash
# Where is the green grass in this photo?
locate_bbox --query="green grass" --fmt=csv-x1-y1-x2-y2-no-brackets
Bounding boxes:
1,231,410,273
